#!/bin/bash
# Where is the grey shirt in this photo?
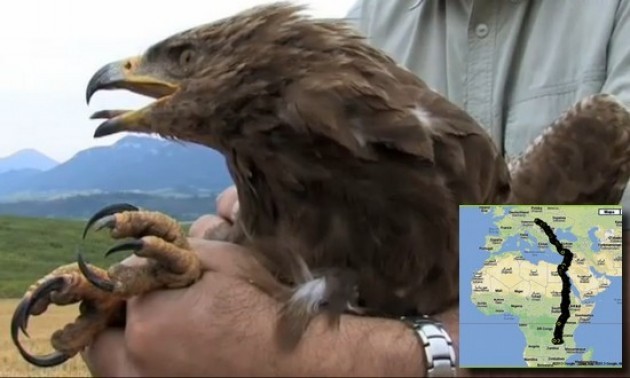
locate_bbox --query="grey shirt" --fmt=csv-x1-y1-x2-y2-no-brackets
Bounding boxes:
345,0,630,211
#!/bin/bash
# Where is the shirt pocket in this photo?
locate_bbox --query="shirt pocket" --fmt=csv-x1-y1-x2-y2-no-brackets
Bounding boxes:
503,79,604,159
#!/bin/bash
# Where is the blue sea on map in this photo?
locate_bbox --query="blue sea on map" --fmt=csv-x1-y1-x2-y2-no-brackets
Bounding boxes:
496,233,564,265
554,228,578,242
567,276,622,364
588,226,601,252
459,206,527,367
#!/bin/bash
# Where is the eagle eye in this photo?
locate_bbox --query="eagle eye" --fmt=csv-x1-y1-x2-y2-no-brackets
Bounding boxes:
179,49,195,67
164,44,197,76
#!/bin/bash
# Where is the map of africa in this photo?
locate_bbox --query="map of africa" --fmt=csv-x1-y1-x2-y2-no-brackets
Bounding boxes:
459,205,623,368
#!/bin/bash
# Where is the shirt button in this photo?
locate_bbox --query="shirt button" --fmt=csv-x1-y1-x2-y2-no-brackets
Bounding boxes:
475,23,489,38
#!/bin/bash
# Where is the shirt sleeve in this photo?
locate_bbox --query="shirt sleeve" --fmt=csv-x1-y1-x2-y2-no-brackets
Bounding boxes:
601,0,630,104
600,1,630,220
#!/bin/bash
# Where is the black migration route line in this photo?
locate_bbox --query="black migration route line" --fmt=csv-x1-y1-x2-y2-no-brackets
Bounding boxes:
533,218,574,346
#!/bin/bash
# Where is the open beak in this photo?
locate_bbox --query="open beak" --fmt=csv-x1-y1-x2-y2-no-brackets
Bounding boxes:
85,56,178,138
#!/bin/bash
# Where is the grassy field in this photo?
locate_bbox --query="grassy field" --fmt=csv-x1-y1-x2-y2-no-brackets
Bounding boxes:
0,215,190,298
0,215,190,376
0,215,121,376
0,215,123,298
0,299,90,377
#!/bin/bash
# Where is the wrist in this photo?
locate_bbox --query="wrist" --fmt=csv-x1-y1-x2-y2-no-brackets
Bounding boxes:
401,315,458,377
433,307,459,361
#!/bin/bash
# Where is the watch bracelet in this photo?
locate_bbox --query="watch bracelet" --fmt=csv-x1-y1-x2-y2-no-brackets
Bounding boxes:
400,315,457,377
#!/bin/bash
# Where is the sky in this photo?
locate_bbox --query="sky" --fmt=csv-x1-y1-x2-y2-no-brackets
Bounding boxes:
0,0,356,163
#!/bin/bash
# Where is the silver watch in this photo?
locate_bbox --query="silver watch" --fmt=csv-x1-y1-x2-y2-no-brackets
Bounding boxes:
400,315,457,377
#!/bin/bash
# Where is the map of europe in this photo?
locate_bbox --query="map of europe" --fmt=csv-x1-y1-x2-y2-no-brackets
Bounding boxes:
459,205,623,368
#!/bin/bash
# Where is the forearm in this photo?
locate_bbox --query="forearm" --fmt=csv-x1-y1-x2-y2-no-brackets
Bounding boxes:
285,314,426,377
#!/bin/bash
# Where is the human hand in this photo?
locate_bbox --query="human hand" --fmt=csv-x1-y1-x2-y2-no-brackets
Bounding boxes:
81,237,293,376
81,235,434,377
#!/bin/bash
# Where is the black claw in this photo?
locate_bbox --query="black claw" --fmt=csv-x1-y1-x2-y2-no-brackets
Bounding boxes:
90,110,129,120
12,278,63,340
105,240,144,257
11,277,71,367
77,248,115,292
82,203,139,239
17,349,69,368
12,297,30,338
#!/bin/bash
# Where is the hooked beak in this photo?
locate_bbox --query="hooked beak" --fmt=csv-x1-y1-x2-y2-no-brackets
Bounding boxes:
85,56,178,138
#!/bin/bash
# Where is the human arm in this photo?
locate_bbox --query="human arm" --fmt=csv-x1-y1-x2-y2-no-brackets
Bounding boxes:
600,0,630,214
601,0,630,105
81,234,441,377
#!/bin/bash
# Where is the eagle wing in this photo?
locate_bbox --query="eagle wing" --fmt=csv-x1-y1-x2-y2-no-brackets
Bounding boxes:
508,94,630,205
278,60,511,208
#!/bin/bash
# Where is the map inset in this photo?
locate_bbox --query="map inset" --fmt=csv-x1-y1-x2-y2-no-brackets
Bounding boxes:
459,205,622,368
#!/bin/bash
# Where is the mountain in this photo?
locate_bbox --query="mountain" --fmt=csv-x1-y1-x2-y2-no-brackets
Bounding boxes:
0,149,58,173
0,136,233,200
0,192,217,221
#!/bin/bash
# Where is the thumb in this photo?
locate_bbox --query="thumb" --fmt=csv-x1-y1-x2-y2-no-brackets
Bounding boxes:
216,185,238,222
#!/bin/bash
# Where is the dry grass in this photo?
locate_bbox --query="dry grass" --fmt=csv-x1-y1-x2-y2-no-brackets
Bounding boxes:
0,299,90,377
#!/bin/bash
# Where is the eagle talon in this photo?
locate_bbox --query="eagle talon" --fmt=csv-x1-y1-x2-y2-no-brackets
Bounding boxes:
82,203,139,239
93,215,117,233
77,250,115,292
10,277,71,368
14,346,69,368
90,110,130,120
105,240,144,257
12,277,66,339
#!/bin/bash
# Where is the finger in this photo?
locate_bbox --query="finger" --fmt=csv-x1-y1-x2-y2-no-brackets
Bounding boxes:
128,223,249,273
81,329,138,377
122,231,263,281
188,238,273,279
189,238,251,272
216,185,238,222
188,214,229,238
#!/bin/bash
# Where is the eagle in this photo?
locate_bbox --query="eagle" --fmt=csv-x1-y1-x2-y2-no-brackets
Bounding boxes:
11,2,630,368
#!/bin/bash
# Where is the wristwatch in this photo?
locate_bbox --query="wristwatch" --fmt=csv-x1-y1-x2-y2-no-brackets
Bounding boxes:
400,315,457,377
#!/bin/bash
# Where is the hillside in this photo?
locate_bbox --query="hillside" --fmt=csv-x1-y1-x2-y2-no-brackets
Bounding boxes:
0,215,193,298
0,192,217,221
0,136,232,201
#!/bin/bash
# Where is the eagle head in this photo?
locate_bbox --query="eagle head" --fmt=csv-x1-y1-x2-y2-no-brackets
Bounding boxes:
85,2,370,149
